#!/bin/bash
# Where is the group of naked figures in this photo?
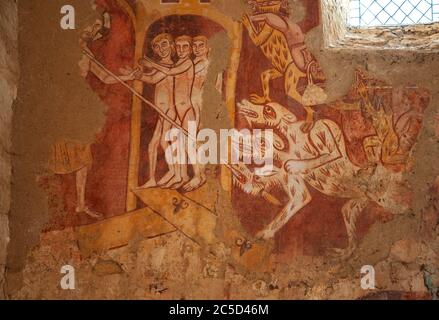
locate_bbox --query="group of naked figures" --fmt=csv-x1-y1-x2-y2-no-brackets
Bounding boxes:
81,25,211,192
70,0,419,258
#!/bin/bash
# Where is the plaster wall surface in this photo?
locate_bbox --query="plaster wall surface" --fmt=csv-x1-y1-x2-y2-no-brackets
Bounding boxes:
4,0,439,299
0,0,18,299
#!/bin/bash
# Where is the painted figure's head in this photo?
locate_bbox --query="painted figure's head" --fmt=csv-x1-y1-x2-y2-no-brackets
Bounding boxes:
80,19,103,44
231,163,264,196
247,0,288,15
151,33,175,59
237,99,297,129
192,36,209,59
175,35,193,60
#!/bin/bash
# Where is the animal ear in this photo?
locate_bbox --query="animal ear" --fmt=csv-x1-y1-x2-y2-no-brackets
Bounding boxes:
282,114,297,124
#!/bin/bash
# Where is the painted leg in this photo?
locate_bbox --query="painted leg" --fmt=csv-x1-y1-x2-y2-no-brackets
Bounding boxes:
160,137,183,188
182,164,206,192
75,167,103,219
138,121,164,189
250,69,282,104
157,117,177,187
256,176,312,240
330,198,369,259
170,109,193,190
300,106,316,133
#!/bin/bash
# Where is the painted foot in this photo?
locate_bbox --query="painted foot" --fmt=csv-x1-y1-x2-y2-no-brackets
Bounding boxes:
250,93,270,105
76,206,104,220
182,176,206,192
170,176,190,190
161,175,183,189
157,171,175,187
136,179,157,190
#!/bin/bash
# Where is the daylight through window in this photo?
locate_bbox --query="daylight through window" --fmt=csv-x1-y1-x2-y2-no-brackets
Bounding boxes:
349,0,439,27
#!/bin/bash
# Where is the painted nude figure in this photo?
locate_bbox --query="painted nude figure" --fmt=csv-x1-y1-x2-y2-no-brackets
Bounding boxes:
134,33,179,189
242,0,327,131
182,35,211,192
81,32,179,189
143,35,198,190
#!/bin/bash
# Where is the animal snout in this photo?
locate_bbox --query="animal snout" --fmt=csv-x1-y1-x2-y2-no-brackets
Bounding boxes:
237,100,258,118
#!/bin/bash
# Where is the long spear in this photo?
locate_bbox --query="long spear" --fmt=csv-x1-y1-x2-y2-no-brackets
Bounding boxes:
82,50,282,207
82,49,190,137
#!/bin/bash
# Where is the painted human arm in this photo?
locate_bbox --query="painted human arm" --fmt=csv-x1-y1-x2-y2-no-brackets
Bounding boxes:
242,14,273,46
194,59,209,74
143,57,192,76
137,70,167,84
88,62,137,84
249,13,289,33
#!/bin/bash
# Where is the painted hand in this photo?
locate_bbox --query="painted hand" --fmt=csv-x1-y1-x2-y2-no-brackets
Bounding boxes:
255,228,276,240
134,68,143,79
242,14,252,30
119,66,141,81
119,66,134,76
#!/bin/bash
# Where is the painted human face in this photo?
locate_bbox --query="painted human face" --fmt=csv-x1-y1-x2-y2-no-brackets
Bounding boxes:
153,39,172,59
192,40,208,58
176,40,191,60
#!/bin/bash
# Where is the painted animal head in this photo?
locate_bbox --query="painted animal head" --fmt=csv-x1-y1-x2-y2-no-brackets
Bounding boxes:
231,163,282,203
237,99,297,131
231,163,265,196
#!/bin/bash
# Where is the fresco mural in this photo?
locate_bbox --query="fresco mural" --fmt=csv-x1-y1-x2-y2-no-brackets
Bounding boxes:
41,0,431,273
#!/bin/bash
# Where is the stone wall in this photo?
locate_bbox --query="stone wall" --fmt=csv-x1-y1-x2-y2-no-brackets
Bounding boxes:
0,0,18,299
322,0,439,51
4,0,439,299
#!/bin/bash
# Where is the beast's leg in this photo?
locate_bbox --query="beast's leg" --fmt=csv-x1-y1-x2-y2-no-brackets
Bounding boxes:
250,69,282,105
256,176,312,240
331,198,369,259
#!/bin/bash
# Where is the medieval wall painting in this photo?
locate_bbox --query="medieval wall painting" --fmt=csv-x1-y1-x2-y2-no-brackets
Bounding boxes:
31,0,435,298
